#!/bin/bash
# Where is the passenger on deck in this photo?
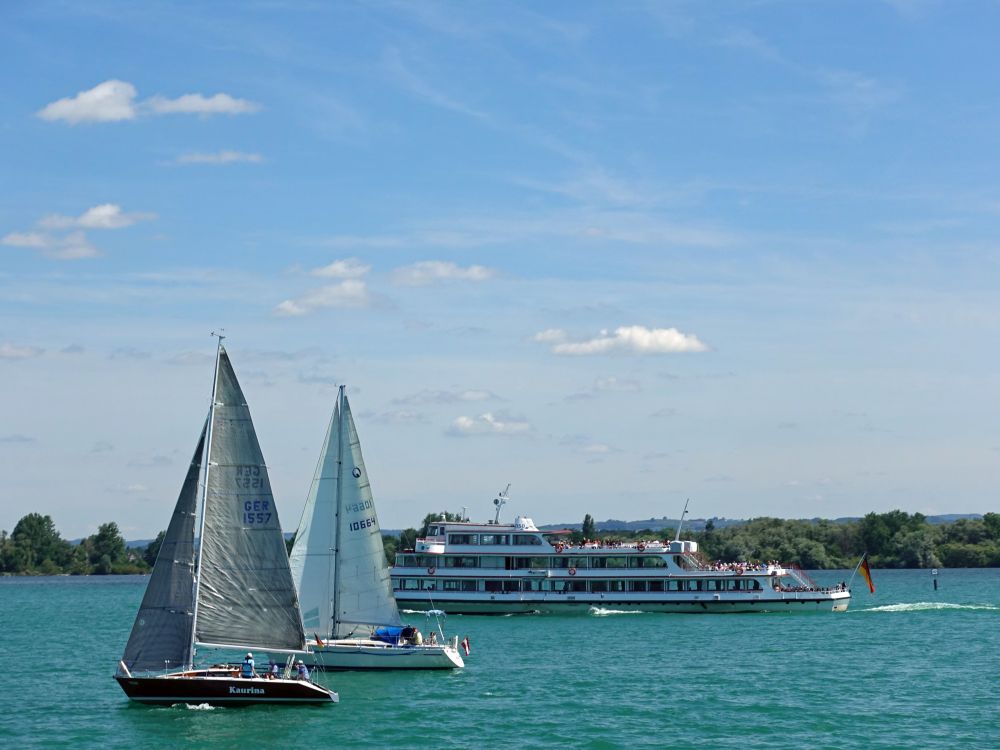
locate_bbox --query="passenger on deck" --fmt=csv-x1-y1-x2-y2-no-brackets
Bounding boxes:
241,652,256,678
296,660,310,681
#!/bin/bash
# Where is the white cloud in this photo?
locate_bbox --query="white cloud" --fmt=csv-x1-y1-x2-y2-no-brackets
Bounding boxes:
5,204,154,260
311,258,371,279
41,204,156,230
0,343,44,359
37,80,138,124
393,388,499,405
531,328,568,343
274,280,372,316
1,231,48,248
392,260,497,286
175,151,263,165
37,80,260,125
146,93,261,116
447,412,532,436
536,325,708,355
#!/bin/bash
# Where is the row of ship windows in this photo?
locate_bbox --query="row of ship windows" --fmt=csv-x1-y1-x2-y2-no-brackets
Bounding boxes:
396,555,673,569
445,534,544,545
393,578,764,593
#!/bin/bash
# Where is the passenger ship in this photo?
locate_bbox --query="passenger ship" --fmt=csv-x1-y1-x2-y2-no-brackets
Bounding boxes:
391,505,851,615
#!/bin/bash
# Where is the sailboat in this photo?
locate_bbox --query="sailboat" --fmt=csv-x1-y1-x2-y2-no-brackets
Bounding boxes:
275,385,464,670
114,340,338,705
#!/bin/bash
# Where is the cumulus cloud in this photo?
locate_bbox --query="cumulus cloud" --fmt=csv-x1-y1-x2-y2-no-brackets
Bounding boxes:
174,150,263,165
274,280,372,316
392,260,497,286
146,93,261,116
40,203,156,230
36,80,260,124
37,80,138,123
310,258,371,279
535,325,707,355
4,203,154,260
0,343,44,359
447,412,532,436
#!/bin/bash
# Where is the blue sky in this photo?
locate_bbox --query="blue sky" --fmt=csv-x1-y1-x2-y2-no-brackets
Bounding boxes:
2,1,999,540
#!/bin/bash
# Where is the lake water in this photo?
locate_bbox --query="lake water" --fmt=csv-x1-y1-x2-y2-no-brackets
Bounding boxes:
1,568,997,749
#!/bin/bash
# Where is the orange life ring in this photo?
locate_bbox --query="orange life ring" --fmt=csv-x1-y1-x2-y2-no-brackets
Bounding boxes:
568,567,577,576
427,566,436,575
637,543,646,552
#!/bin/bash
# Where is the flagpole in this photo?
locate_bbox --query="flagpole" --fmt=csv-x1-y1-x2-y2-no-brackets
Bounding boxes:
847,552,867,591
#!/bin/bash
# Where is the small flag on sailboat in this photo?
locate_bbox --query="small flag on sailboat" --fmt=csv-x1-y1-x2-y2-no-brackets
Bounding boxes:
314,633,326,648
461,637,470,656
859,554,875,594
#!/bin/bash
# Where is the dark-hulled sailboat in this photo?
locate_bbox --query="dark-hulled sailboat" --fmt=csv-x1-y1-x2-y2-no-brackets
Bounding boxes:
114,338,337,705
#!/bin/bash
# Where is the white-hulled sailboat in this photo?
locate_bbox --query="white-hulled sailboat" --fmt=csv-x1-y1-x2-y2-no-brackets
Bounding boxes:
274,386,464,670
114,339,338,704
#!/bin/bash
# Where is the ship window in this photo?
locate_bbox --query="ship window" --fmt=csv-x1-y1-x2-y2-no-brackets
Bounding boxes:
629,580,648,592
522,579,542,591
420,579,437,590
550,556,587,569
503,580,520,592
606,580,625,592
590,580,608,592
427,526,439,536
448,534,478,545
444,556,479,568
402,579,419,590
640,556,666,568
442,580,461,591
479,556,505,569
397,555,419,567
648,580,664,592
666,580,681,591
513,534,542,545
568,580,586,592
479,534,510,545
726,579,740,591
592,556,627,569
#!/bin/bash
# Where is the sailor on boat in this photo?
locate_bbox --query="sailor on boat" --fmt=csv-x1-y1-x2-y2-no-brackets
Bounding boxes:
242,653,256,679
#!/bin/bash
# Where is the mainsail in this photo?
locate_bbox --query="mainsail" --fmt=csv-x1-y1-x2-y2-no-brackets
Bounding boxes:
289,387,401,640
193,347,306,652
121,422,205,672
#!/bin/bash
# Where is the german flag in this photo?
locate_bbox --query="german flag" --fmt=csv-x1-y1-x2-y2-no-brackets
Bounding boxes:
859,554,875,593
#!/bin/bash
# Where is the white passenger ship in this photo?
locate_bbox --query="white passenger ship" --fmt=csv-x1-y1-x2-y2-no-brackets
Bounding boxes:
391,504,851,614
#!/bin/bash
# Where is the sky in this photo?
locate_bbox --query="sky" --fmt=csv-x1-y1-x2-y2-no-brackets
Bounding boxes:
2,1,999,541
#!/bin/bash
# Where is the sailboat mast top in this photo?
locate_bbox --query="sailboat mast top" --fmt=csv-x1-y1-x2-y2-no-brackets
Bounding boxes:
331,384,346,637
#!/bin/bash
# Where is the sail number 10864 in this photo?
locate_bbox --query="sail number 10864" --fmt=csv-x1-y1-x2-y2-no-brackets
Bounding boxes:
350,516,376,532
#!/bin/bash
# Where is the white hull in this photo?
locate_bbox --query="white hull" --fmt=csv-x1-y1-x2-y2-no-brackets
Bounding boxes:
267,639,464,671
397,591,851,615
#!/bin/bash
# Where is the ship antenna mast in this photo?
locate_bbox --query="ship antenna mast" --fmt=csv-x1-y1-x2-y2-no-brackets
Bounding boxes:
674,498,690,543
493,484,510,524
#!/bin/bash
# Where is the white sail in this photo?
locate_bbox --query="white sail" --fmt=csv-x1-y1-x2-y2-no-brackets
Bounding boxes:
289,387,402,641
193,346,306,652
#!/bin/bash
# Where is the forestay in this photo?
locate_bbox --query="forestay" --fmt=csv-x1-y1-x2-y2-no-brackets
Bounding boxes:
121,422,205,672
194,347,306,652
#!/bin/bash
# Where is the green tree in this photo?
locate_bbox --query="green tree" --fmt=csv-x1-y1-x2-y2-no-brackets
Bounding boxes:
143,530,166,567
582,514,596,539
86,522,126,572
10,513,72,572
398,528,417,552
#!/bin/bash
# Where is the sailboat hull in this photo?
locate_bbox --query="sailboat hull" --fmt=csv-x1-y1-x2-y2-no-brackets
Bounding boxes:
115,668,338,705
267,641,464,671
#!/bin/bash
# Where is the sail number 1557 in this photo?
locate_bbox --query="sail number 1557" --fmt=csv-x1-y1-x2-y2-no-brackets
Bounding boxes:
243,499,272,525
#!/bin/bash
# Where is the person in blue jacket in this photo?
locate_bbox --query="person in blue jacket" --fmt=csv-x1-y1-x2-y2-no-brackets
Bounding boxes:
242,652,257,678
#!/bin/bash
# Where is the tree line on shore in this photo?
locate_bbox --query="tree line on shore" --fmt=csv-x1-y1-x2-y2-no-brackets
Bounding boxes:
3,509,999,575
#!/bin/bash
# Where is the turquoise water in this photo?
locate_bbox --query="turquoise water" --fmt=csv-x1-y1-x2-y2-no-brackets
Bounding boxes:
1,569,997,749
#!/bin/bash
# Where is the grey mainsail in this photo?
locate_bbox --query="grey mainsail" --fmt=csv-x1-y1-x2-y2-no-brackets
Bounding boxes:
193,347,306,652
289,387,401,640
121,422,205,672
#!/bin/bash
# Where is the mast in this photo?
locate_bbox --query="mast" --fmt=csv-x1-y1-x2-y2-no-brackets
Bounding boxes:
673,498,690,543
331,384,345,637
189,332,224,667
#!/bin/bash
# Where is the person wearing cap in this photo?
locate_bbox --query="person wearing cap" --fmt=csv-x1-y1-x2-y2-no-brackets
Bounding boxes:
241,652,257,679
295,659,310,681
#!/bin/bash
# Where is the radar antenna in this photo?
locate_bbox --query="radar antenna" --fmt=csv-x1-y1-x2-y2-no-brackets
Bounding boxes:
492,484,510,525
